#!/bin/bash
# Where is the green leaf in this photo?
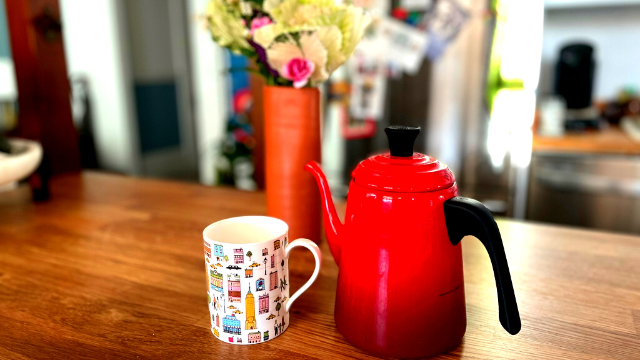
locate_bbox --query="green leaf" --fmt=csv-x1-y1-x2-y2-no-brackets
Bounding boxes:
206,0,252,52
240,48,256,58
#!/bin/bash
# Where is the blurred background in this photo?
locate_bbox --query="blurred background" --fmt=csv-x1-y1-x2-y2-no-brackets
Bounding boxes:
2,0,640,234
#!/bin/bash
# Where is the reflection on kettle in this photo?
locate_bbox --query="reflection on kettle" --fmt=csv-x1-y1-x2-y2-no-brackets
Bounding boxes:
305,126,520,358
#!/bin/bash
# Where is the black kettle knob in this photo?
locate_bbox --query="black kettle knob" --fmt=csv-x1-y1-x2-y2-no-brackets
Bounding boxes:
384,126,420,157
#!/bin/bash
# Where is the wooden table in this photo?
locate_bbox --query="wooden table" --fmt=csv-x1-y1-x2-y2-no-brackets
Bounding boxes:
1,173,639,359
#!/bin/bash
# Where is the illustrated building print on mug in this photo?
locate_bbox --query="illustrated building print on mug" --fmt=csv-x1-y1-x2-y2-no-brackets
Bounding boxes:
223,314,241,335
234,248,244,264
214,244,224,261
210,269,223,292
248,331,261,344
228,274,241,303
259,293,269,314
269,271,278,291
256,278,265,291
203,216,321,345
245,286,257,330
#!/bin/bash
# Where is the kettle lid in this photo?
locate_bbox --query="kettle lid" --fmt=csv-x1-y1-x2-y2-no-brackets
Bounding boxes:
352,126,455,193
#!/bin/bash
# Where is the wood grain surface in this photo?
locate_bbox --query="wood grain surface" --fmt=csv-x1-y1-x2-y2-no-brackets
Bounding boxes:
0,172,639,359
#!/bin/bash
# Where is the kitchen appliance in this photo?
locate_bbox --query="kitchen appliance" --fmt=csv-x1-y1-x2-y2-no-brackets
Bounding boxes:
305,126,521,358
555,43,601,130
555,43,595,110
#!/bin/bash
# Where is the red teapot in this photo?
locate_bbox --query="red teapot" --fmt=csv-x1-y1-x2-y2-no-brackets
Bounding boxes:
305,126,520,358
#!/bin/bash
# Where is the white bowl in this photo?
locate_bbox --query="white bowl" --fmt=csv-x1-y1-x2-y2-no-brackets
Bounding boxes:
0,138,43,187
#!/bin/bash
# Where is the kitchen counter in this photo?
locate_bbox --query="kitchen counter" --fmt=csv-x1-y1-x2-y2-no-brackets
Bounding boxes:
532,126,640,155
528,127,640,233
0,172,639,359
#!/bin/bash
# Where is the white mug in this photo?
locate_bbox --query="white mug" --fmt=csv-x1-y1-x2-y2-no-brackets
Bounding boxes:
203,216,322,344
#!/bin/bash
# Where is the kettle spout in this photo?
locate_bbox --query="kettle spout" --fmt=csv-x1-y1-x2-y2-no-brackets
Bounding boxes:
305,161,343,264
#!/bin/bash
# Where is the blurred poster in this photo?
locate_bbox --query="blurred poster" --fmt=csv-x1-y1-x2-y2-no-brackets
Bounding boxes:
352,0,390,18
348,51,387,121
378,18,430,75
421,0,468,60
348,19,389,122
399,0,433,11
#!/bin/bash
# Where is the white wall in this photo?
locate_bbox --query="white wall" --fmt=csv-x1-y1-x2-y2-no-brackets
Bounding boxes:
125,0,174,81
187,0,229,185
540,5,640,100
0,59,15,101
0,0,16,102
60,0,140,174
62,0,228,181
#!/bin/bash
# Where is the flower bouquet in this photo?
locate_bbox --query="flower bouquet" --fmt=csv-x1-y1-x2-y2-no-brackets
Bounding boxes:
206,0,370,242
206,0,371,88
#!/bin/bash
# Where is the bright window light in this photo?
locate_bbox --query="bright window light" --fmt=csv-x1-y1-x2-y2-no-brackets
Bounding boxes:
488,89,537,170
499,0,544,90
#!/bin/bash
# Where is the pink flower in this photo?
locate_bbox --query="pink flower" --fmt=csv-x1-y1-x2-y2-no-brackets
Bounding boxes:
281,58,315,89
250,17,272,35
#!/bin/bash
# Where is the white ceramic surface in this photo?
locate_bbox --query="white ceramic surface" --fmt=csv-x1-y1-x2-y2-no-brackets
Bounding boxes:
203,216,322,345
0,138,43,187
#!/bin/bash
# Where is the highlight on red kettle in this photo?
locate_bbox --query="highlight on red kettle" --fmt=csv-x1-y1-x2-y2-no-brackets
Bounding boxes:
305,126,520,358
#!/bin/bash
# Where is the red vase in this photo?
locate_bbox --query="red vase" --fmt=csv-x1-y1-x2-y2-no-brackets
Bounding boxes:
263,86,321,244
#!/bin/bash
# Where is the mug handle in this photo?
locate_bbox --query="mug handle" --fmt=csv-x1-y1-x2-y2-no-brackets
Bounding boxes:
283,238,322,313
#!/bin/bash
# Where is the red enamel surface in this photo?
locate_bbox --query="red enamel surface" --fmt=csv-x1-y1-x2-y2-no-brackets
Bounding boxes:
305,161,467,358
351,153,454,193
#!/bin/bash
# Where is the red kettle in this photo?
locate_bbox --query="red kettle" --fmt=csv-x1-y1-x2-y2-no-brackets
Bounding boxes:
305,126,520,358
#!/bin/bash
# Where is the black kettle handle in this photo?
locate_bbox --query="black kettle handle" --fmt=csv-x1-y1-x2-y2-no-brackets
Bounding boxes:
444,197,521,335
